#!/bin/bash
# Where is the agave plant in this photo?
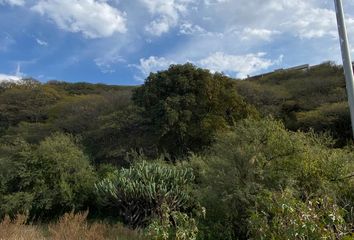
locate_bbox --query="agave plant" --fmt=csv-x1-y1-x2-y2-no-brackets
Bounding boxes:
95,160,197,227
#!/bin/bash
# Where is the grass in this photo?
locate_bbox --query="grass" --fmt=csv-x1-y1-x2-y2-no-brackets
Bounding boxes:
0,212,146,240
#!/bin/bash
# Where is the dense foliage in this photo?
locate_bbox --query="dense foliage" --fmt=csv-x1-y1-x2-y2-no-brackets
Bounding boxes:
236,62,351,145
1,63,354,239
133,64,255,157
191,118,354,239
0,133,96,219
96,160,199,227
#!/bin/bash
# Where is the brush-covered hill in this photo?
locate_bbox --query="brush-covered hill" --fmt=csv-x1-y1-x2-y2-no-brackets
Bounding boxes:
0,62,352,165
236,62,351,145
1,63,354,240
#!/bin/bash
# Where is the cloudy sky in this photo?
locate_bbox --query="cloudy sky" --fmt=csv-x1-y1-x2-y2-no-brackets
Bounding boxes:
0,0,354,85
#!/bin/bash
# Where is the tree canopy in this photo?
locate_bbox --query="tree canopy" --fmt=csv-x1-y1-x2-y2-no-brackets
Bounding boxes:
133,63,256,157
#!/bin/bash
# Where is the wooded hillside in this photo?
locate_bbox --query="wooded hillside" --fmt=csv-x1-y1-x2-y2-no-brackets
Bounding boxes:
1,63,354,240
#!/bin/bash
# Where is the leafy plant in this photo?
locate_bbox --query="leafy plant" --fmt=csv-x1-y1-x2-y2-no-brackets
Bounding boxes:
249,190,350,240
0,133,96,218
95,160,200,228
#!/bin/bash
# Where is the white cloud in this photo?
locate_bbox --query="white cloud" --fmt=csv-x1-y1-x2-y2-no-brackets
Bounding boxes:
0,74,22,82
240,28,281,41
94,55,125,73
285,6,338,39
0,0,25,6
204,0,229,5
32,0,127,38
198,52,282,78
36,38,48,46
179,23,206,35
133,52,282,81
141,0,195,36
135,56,176,77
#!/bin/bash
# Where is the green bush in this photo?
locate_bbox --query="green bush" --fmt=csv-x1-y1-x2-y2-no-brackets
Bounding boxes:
191,118,354,239
249,189,349,240
0,133,96,218
95,160,202,229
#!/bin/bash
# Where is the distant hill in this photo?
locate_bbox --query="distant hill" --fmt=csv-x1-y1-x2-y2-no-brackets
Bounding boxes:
0,62,352,155
236,62,351,145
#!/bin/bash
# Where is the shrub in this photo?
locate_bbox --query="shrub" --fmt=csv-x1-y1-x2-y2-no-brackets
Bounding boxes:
249,190,350,240
0,133,97,218
95,160,202,229
0,212,145,240
49,211,106,240
0,214,44,240
146,202,201,240
191,118,354,239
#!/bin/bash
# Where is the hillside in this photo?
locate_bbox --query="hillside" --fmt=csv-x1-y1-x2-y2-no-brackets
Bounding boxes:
237,62,351,145
1,64,354,240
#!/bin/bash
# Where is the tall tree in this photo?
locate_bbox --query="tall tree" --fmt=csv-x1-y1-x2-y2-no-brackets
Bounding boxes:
133,63,255,157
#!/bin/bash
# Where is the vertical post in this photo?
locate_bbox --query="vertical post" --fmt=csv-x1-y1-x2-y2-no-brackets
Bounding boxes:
334,0,354,137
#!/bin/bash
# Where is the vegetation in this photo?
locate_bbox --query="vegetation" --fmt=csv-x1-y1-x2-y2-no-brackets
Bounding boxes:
236,62,351,145
1,63,354,239
0,212,144,240
133,63,255,157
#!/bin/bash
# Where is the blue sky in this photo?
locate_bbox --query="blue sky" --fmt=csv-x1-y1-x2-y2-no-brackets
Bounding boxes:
0,0,354,85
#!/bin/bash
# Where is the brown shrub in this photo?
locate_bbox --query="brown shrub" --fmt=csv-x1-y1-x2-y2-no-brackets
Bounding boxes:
0,211,145,240
0,214,44,240
49,211,107,240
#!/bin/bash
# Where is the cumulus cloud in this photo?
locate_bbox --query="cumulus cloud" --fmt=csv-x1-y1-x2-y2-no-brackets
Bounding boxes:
135,56,176,77
134,52,282,81
198,52,282,78
0,0,25,6
32,0,127,38
285,5,338,39
179,23,206,35
141,0,195,36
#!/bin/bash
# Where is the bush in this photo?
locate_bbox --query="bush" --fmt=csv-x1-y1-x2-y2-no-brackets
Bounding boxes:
95,160,203,230
249,190,349,240
0,212,144,240
191,118,354,239
0,214,44,240
0,133,97,218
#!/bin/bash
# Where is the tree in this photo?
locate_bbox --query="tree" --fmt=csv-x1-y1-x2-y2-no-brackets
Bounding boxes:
0,133,96,218
132,63,256,157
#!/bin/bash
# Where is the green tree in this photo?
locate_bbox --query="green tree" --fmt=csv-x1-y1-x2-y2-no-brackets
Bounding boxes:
133,63,255,157
0,133,96,218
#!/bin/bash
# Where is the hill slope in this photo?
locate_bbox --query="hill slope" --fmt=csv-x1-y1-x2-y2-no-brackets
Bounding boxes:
236,62,351,145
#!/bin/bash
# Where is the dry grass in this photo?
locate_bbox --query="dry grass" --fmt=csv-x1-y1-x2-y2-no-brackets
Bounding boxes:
0,212,145,240
0,214,45,240
49,211,107,240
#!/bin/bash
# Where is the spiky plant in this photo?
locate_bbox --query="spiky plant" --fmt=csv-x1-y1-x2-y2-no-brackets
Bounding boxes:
95,160,197,227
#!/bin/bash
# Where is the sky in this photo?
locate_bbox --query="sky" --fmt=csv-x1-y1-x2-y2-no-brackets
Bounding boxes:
0,0,354,85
